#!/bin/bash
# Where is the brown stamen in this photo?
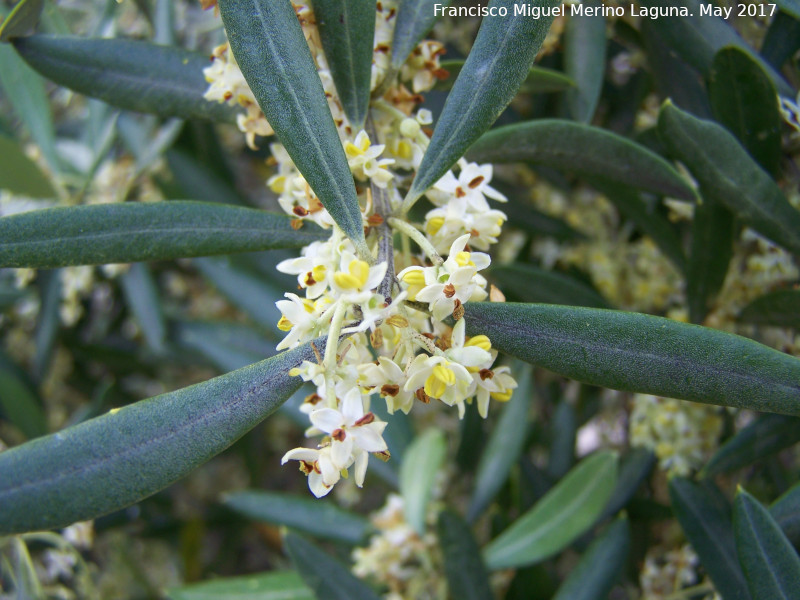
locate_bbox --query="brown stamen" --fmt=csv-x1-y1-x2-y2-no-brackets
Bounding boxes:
468,175,485,189
293,205,309,217
479,368,494,380
453,299,464,321
443,283,456,298
354,412,375,426
331,428,346,442
304,393,323,405
415,388,430,403
381,384,400,397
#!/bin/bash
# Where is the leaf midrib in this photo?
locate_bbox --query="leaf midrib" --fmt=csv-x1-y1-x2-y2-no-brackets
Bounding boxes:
489,457,611,563
249,0,361,240
0,357,303,505
415,9,522,193
471,308,800,400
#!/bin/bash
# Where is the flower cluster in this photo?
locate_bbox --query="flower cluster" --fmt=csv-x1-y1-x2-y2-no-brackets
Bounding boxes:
352,494,446,600
205,0,516,498
629,394,724,476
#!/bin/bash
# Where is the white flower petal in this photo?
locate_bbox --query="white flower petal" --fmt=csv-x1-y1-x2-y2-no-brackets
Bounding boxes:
281,447,318,464
352,423,388,453
309,408,343,434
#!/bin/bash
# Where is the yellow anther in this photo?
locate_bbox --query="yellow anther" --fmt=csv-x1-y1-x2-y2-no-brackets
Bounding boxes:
278,316,293,331
334,259,370,290
268,175,286,193
345,142,363,158
424,364,456,398
426,216,445,236
465,335,492,351
490,388,513,402
455,251,475,267
289,367,302,377
311,265,327,282
401,270,426,287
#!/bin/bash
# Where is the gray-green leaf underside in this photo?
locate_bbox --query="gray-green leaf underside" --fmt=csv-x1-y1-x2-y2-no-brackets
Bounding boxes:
407,0,558,204
11,34,235,122
659,101,800,256
218,0,368,257
464,302,800,415
0,201,326,268
0,342,320,535
468,119,695,201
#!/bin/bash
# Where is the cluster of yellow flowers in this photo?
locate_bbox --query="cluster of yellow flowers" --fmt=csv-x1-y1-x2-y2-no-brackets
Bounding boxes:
204,0,516,499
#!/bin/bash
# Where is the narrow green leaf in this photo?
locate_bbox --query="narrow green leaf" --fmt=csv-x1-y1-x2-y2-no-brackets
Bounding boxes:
311,0,374,129
771,482,800,547
0,0,44,41
686,197,736,324
391,0,450,70
547,402,577,479
598,447,656,521
467,120,695,201
563,0,605,123
483,450,617,570
166,571,314,600
224,490,371,545
468,366,532,521
119,263,167,355
777,0,800,20
166,149,246,206
739,290,800,329
400,428,446,535
735,488,800,599
284,533,381,600
11,34,233,122
0,44,59,172
588,180,687,272
637,0,792,96
762,11,800,69
641,20,712,119
670,477,752,600
552,516,630,600
218,0,367,257
173,320,277,372
435,60,574,94
438,510,494,600
32,268,60,380
490,263,610,309
407,0,557,205
0,202,325,268
659,101,800,256
0,134,54,198
10,537,42,600
464,302,800,415
153,0,175,46
0,342,319,535
709,47,782,175
705,414,800,476
0,361,46,440
195,257,284,332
